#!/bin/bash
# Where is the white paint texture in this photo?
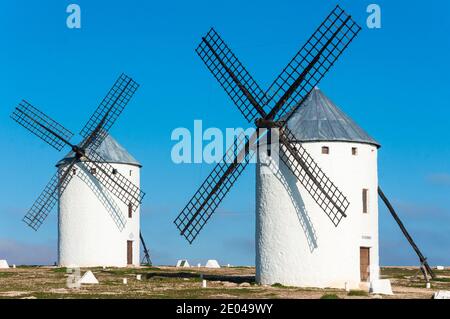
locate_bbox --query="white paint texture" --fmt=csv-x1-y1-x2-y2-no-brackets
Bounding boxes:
58,162,140,267
256,141,379,288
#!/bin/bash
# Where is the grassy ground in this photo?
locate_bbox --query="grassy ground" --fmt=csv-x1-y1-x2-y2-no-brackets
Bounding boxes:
0,266,448,299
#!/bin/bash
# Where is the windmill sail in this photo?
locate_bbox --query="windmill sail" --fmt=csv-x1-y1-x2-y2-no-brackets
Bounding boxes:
175,5,361,243
11,100,74,151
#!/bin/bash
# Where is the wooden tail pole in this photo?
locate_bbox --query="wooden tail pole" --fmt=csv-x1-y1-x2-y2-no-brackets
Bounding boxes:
140,232,152,266
378,187,435,279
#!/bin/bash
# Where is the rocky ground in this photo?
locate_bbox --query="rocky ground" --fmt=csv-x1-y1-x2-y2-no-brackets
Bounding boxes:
0,266,448,299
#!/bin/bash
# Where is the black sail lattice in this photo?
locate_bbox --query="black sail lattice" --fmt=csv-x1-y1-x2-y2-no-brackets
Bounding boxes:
82,149,145,210
279,127,349,226
80,73,140,150
22,160,76,231
11,100,74,151
265,5,361,120
196,28,267,122
174,133,256,243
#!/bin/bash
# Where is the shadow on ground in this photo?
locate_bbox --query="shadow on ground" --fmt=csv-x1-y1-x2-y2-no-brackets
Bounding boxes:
144,271,255,284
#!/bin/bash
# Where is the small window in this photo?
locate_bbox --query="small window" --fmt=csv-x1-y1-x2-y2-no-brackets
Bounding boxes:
352,147,358,156
362,189,369,213
321,146,329,154
128,203,133,218
112,169,118,175
72,168,77,176
90,168,97,175
129,170,132,177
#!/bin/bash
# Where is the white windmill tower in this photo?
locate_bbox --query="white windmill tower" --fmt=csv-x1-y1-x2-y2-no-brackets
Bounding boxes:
11,74,151,268
256,88,380,289
57,135,142,267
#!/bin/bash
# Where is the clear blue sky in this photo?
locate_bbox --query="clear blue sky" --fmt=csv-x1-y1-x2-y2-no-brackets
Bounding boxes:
0,0,449,266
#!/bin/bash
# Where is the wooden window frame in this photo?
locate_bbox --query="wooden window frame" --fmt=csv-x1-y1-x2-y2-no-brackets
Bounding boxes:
128,203,133,218
362,188,369,213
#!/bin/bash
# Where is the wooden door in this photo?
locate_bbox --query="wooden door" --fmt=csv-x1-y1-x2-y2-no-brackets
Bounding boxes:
127,241,133,265
360,247,370,281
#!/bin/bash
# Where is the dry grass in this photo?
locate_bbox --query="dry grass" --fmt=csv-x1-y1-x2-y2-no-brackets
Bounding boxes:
0,266,447,299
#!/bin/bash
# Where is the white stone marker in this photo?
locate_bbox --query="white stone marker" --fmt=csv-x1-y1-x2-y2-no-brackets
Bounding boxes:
369,279,393,295
79,271,99,284
205,260,220,268
0,260,9,269
176,259,190,268
434,291,450,299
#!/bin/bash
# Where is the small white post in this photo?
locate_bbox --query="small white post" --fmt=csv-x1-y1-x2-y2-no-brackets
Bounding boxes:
136,274,142,281
12,264,16,269
202,280,207,288
123,278,128,285
426,282,431,289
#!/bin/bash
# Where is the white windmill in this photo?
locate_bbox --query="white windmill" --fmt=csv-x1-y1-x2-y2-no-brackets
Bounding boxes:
174,5,434,288
11,74,152,268
57,135,142,267
256,88,380,289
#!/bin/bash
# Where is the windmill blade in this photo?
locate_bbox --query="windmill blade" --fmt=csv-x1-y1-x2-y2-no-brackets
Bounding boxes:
80,149,145,211
22,159,77,231
80,73,139,150
11,100,74,151
278,127,349,226
265,5,361,120
196,28,267,122
174,132,257,243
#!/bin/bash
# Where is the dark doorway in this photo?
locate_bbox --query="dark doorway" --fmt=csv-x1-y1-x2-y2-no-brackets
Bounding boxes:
360,247,370,281
127,241,133,265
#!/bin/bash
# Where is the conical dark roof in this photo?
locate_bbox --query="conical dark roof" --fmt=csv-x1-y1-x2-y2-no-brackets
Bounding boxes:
286,88,380,147
56,135,141,167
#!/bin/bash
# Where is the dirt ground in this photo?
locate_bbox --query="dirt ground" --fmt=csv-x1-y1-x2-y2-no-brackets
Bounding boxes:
0,265,448,299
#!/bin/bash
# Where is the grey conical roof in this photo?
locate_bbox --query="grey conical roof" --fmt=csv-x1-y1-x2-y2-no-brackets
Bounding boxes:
56,134,141,167
286,88,380,147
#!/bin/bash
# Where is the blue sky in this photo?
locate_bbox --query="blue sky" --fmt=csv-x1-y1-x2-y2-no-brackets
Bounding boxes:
0,0,449,266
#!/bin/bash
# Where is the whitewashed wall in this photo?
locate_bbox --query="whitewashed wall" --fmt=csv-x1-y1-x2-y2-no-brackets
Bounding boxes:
58,162,140,267
256,141,379,289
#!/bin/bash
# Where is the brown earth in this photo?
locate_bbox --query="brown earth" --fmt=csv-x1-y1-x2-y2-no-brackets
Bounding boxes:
0,265,448,299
